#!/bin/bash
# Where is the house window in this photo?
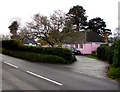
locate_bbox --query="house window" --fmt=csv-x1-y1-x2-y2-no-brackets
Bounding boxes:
80,44,83,49
75,44,78,49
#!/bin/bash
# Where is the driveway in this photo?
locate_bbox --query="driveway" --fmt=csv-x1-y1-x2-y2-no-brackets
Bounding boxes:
65,55,109,79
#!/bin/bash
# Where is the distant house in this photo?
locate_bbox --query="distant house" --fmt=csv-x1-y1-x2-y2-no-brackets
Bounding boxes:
22,37,37,46
62,31,104,55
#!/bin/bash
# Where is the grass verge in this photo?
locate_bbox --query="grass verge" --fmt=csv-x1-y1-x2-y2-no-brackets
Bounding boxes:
107,66,120,82
86,55,98,59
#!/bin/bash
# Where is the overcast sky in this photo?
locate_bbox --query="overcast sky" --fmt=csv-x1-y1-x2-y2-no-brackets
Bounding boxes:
0,0,119,34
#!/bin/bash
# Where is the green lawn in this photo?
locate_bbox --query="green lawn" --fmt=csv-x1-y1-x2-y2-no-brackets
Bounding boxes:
86,55,98,59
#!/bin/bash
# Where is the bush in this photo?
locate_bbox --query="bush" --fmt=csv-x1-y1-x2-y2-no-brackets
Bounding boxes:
107,66,120,80
97,46,106,60
111,40,120,67
97,46,113,64
92,50,97,57
100,44,108,46
2,40,23,50
2,49,72,64
2,40,76,63
2,40,75,62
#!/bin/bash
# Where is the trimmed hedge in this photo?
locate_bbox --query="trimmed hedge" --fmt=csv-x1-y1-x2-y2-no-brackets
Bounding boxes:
97,46,113,64
111,40,120,67
2,49,72,64
2,40,23,50
1,40,76,62
97,40,120,67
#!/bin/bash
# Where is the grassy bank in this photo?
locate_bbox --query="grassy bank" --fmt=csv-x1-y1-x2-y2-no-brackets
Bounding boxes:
107,66,120,81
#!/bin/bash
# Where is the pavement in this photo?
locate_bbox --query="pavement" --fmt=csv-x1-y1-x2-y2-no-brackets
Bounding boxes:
1,54,119,90
65,55,109,78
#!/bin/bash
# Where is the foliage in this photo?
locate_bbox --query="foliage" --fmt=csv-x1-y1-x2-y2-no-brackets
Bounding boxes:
22,46,75,62
26,10,73,47
2,49,72,64
67,5,87,31
91,50,97,57
87,17,111,36
97,40,120,67
107,66,120,80
8,21,19,39
2,40,76,62
2,40,23,50
97,46,113,64
100,44,108,46
111,40,120,67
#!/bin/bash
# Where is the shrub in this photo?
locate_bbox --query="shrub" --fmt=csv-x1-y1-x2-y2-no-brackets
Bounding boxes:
111,40,120,67
2,49,72,64
2,40,23,50
97,46,106,60
100,44,108,47
104,46,113,64
97,46,113,64
92,50,97,57
107,66,120,79
2,40,76,62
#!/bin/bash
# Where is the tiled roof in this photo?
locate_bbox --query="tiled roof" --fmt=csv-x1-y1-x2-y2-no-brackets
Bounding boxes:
65,31,104,44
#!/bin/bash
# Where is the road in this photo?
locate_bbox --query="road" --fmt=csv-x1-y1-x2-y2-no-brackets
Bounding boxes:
1,54,119,90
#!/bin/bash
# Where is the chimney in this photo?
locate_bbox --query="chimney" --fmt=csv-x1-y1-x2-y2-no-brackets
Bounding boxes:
103,32,108,43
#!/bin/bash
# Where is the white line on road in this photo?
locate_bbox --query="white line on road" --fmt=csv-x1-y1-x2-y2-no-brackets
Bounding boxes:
26,71,63,86
3,62,18,68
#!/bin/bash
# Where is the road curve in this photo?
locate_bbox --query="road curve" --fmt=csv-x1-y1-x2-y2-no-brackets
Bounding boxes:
1,54,119,90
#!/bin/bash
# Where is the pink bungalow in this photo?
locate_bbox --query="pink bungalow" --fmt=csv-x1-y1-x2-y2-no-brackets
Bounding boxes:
62,31,104,55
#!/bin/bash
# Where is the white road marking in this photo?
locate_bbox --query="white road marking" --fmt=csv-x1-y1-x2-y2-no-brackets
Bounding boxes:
3,62,18,68
26,71,63,86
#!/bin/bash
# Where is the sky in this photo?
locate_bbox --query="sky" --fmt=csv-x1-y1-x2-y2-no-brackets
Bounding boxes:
0,0,119,35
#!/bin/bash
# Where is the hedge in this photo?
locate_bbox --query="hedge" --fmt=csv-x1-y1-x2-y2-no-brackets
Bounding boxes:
1,40,76,62
97,40,120,67
2,49,73,64
97,46,113,64
111,40,120,67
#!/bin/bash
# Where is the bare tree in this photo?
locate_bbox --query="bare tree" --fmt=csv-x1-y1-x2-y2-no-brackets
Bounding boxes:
25,10,73,47
0,34,11,41
49,10,67,47
26,13,55,46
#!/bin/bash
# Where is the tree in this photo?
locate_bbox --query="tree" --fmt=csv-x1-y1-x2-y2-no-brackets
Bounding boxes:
26,13,55,47
17,27,34,43
8,21,19,39
25,10,74,47
87,17,111,36
49,10,68,47
0,34,11,41
67,5,87,31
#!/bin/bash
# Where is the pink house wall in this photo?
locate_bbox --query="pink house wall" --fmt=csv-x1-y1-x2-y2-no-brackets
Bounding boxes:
64,43,102,55
77,43,101,54
42,43,102,55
